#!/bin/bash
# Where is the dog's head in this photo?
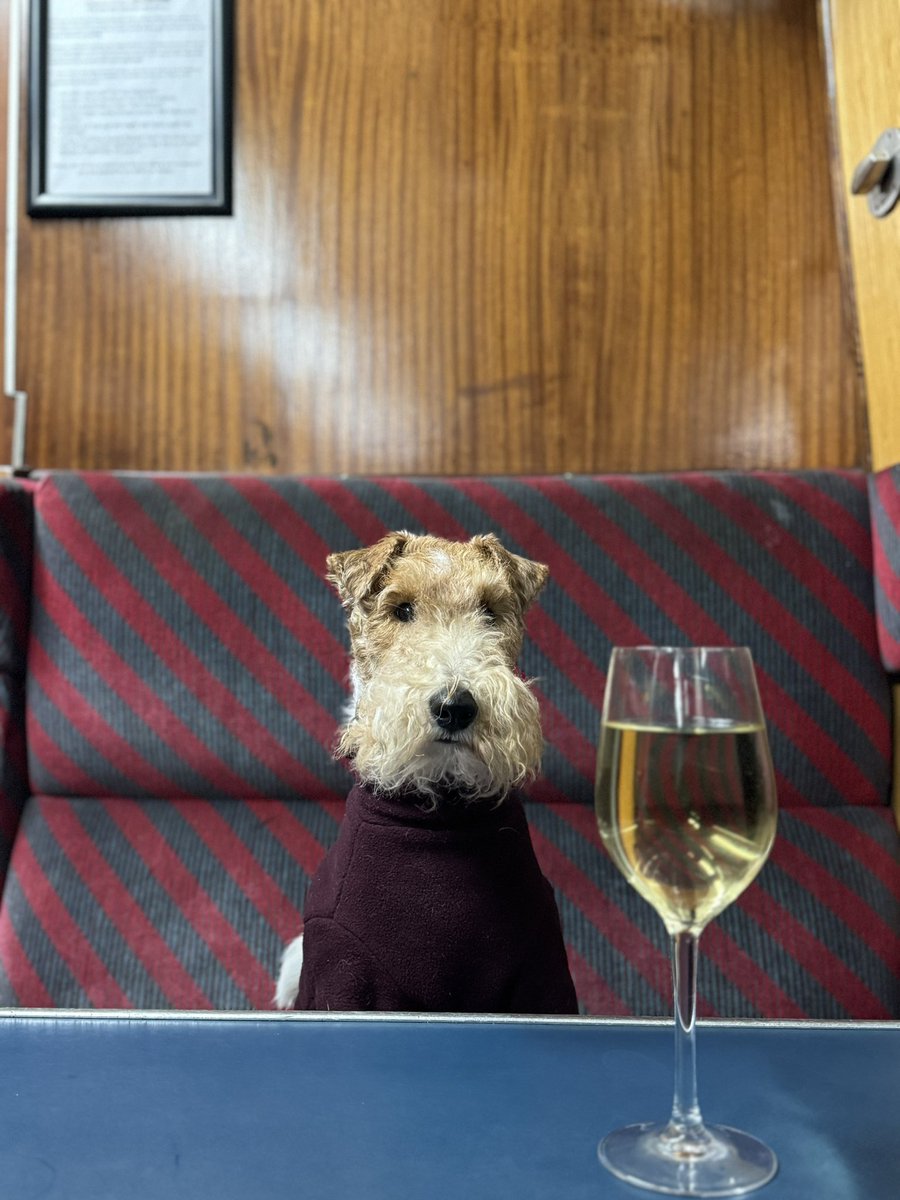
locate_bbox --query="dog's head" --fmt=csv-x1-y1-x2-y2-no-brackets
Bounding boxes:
326,532,548,800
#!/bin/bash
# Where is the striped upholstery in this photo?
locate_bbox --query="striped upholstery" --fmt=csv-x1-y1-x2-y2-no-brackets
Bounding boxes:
869,464,900,669
0,470,896,1016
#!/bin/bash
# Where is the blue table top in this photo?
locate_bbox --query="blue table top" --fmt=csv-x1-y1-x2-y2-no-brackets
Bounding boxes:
0,1013,897,1199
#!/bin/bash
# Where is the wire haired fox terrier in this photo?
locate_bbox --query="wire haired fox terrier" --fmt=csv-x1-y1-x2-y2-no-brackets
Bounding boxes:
275,531,578,1014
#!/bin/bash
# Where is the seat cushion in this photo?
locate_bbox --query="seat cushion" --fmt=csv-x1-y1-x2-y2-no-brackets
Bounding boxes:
0,795,338,1009
529,802,900,1019
1,795,896,1017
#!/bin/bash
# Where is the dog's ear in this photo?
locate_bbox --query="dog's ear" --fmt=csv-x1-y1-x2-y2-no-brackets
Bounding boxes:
470,534,549,612
326,533,410,609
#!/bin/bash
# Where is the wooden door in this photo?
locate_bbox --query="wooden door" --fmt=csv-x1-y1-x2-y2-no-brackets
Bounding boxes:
826,0,900,471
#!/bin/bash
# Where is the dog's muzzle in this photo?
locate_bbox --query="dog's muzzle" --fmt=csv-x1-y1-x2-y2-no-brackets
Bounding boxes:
430,689,478,737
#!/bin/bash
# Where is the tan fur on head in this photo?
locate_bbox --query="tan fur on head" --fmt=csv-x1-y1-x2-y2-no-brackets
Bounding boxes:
327,532,549,800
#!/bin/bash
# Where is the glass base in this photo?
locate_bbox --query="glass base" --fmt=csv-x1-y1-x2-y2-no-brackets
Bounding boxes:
598,1120,778,1197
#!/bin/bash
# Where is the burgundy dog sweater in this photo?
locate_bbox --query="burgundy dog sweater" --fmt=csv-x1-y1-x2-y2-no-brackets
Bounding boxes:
295,782,578,1014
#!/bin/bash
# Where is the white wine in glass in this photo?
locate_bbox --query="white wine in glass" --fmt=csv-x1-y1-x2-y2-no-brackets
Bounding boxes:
595,647,778,1197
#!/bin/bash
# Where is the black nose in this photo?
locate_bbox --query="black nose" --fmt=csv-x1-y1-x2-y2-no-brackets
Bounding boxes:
430,689,478,733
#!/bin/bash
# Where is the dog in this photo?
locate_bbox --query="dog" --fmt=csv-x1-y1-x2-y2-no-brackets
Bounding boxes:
274,531,578,1014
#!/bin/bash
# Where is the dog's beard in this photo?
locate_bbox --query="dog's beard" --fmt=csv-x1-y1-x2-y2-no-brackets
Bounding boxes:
336,669,543,801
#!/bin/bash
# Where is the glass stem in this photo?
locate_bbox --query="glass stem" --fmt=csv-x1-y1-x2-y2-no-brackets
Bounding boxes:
669,930,705,1140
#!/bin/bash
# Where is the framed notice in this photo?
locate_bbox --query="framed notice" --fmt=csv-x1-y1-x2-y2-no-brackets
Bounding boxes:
28,0,233,217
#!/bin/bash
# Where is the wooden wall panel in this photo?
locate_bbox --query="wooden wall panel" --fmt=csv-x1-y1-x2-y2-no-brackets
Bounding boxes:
3,0,865,475
826,0,900,472
0,1,10,466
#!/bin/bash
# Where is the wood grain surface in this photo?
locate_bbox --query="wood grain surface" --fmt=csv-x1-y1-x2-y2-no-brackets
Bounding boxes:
0,0,11,467
826,0,900,472
2,0,866,474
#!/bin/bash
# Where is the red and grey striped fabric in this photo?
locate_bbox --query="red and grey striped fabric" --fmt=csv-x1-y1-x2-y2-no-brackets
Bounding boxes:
0,470,897,1016
869,464,900,670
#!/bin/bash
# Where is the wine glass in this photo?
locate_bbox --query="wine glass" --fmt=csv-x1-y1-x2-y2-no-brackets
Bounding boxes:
595,646,778,1197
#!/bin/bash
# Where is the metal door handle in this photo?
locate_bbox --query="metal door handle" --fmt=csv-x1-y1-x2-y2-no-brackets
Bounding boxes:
851,129,900,218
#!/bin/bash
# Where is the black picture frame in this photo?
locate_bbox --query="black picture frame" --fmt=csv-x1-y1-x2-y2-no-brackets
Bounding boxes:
28,0,233,218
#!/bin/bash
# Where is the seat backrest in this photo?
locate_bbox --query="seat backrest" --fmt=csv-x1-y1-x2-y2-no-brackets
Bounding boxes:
27,470,891,809
0,481,35,879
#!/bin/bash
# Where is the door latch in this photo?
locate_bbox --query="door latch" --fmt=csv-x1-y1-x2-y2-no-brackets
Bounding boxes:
851,128,900,218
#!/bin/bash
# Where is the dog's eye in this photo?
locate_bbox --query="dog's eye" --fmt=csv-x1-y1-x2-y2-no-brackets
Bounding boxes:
393,601,415,623
480,602,498,623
